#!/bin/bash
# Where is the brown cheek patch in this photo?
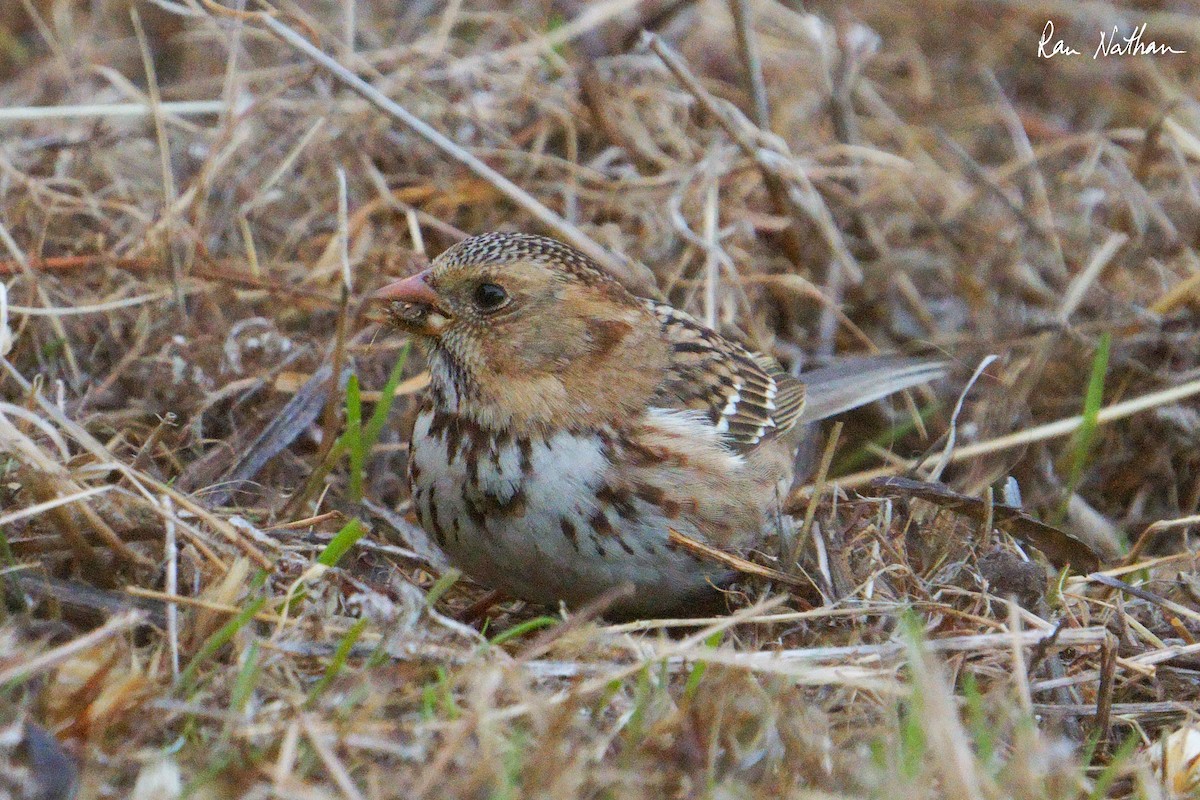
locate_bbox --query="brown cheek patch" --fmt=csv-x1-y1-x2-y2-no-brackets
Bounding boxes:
585,318,632,357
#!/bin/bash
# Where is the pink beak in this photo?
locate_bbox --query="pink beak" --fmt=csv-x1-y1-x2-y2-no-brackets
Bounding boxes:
373,269,441,307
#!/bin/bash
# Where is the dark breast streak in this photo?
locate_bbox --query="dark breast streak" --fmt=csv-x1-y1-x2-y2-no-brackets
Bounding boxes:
408,407,715,561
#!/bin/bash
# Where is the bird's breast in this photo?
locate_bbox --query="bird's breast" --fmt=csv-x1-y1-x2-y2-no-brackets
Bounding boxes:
405,404,773,616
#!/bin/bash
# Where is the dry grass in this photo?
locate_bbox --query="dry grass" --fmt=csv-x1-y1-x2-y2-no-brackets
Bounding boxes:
2,0,1200,797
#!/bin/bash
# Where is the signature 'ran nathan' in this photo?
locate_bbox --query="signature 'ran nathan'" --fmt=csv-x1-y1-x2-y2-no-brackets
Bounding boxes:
1038,20,1187,60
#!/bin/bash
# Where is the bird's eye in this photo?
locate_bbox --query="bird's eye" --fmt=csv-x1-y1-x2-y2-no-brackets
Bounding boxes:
473,282,508,312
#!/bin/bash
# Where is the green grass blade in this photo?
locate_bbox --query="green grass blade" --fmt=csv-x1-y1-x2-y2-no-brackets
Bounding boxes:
362,343,411,451
229,641,262,715
1087,734,1139,800
344,373,364,502
683,630,723,700
340,346,408,504
178,596,266,694
960,673,995,770
424,568,461,607
433,666,460,719
0,526,13,567
1068,332,1111,491
306,617,369,707
317,518,366,567
488,616,557,646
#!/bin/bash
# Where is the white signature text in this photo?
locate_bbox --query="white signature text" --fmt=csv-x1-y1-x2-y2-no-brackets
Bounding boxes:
1038,20,1187,59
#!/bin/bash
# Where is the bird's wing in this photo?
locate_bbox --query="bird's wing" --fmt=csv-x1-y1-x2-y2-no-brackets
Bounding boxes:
647,301,806,450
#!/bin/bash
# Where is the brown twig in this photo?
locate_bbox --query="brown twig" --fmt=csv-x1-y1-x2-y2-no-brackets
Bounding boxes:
265,510,345,531
0,254,154,276
23,472,116,585
1092,633,1117,753
667,527,817,607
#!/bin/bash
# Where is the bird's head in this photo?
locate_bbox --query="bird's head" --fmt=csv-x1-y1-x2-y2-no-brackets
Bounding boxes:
374,233,668,431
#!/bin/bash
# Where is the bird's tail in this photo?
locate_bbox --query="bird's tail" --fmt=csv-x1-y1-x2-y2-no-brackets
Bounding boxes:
797,357,948,424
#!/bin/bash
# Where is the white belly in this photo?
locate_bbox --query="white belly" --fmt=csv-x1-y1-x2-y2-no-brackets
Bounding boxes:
408,409,729,617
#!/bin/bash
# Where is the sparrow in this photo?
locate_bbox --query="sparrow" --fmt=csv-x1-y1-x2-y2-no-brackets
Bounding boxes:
375,232,944,619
